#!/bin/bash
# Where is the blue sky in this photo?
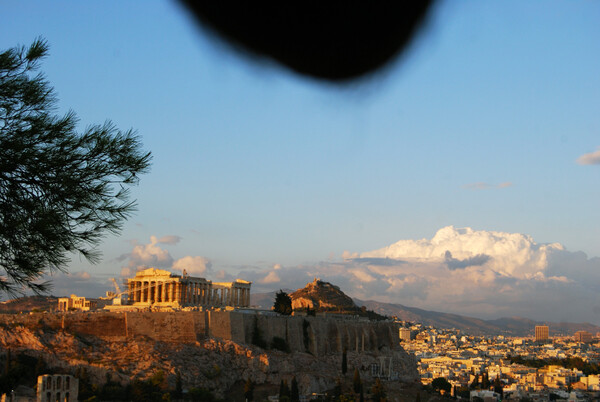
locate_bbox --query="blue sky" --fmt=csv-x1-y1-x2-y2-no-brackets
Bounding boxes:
2,1,600,321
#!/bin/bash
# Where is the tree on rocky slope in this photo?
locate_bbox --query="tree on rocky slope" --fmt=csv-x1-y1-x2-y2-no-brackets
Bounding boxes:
273,290,292,315
0,38,151,294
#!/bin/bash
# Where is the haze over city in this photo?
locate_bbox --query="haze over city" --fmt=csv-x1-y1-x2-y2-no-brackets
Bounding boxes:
2,1,599,324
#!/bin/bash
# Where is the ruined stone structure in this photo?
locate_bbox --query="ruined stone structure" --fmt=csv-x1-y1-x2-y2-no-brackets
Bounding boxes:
57,294,96,311
37,374,78,402
126,268,251,308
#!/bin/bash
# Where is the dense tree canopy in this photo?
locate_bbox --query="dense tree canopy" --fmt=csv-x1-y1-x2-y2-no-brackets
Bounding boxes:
273,290,293,315
0,39,151,294
431,377,452,394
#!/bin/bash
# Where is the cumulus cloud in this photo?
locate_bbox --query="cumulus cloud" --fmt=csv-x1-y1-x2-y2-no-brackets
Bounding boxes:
122,236,174,271
361,226,563,278
242,226,600,323
577,148,600,165
351,257,406,266
172,256,212,276
260,271,281,284
342,251,359,260
444,250,490,270
117,235,212,280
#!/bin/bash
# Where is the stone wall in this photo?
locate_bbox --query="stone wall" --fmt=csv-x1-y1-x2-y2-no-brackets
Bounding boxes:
235,313,400,355
65,312,126,339
0,311,401,355
124,311,206,343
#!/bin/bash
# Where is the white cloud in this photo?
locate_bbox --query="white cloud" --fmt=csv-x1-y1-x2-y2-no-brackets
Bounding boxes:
116,235,211,279
342,250,359,260
361,226,563,278
260,271,281,284
241,226,600,323
348,268,376,283
124,236,174,270
576,148,600,165
172,256,211,276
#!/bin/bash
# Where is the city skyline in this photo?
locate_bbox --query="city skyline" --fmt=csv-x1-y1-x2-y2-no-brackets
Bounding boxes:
2,1,599,324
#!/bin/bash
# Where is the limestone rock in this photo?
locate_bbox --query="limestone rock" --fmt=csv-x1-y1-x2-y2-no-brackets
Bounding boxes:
289,278,356,311
0,318,418,398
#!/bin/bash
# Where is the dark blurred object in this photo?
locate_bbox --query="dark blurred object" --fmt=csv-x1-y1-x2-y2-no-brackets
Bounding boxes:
178,1,435,82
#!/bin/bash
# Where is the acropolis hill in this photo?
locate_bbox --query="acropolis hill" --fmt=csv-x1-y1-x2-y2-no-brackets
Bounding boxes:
0,278,418,400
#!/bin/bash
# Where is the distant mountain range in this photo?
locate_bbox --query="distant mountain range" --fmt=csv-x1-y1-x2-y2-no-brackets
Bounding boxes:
250,291,600,337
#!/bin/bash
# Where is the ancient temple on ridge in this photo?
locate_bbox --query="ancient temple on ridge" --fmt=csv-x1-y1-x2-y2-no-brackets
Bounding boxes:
126,268,251,308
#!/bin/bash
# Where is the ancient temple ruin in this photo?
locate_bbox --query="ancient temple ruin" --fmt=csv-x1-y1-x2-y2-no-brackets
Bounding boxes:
125,268,251,308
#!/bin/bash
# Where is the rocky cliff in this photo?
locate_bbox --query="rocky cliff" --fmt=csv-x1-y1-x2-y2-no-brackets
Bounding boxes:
0,312,418,399
289,278,357,311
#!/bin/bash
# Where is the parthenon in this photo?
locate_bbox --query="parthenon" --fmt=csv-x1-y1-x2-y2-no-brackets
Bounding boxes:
125,268,251,308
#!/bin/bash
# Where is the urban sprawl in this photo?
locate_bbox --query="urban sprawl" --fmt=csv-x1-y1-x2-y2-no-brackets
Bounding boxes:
400,323,599,400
